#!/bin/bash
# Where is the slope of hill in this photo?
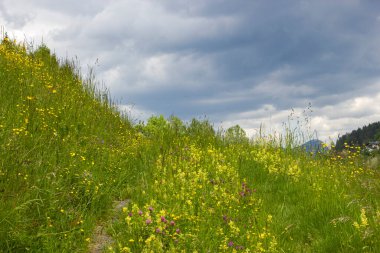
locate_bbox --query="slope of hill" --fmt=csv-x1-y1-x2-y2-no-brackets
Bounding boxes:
0,37,143,251
336,121,380,150
1,37,379,252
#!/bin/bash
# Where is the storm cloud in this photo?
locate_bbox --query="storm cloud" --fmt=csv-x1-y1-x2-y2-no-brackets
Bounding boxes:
1,0,380,141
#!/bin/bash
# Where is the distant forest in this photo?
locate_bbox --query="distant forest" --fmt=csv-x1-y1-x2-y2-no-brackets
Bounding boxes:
336,121,380,150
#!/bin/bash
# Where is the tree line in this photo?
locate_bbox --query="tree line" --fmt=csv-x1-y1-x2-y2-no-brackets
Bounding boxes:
336,121,380,150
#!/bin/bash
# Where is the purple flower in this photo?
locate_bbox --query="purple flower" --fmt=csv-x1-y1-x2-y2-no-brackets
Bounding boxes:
156,228,161,233
175,228,181,234
145,219,152,225
161,216,167,223
228,241,234,247
128,212,133,217
138,210,143,216
148,206,154,212
170,220,175,226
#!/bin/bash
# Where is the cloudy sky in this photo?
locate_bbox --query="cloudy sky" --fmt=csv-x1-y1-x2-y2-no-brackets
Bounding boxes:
1,0,380,142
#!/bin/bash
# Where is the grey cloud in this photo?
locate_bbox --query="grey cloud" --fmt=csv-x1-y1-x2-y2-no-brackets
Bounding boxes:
92,1,380,112
4,0,380,140
0,1,32,28
26,0,107,16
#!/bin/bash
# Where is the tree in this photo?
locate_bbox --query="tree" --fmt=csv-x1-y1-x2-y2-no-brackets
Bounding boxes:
168,115,186,136
187,118,216,146
224,125,248,144
144,115,169,138
335,121,380,150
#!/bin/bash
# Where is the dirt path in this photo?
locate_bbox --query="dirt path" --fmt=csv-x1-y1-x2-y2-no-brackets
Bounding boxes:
88,200,130,253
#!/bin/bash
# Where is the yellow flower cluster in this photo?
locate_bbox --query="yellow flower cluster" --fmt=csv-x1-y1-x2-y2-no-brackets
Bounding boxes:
251,147,301,180
114,144,277,252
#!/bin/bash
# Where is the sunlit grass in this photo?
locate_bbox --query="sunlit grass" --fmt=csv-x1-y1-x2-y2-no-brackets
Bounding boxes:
0,36,379,252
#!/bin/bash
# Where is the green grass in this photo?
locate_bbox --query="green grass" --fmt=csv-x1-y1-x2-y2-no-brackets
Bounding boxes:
0,37,379,252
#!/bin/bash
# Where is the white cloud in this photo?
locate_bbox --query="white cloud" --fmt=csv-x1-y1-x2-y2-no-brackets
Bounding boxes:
79,0,240,53
2,0,380,143
142,55,169,82
219,91,380,143
118,104,155,123
103,52,217,95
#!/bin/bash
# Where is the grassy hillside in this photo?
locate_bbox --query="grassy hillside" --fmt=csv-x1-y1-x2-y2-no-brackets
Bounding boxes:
0,37,379,252
0,37,143,252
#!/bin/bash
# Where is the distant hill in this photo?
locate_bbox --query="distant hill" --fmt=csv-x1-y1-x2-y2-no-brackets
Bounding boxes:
301,139,327,154
336,121,380,150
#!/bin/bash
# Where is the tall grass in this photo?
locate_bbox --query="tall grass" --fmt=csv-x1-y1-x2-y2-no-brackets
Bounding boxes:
0,36,379,252
0,36,143,252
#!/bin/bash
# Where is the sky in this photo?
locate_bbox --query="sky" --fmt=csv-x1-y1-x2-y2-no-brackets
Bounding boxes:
1,0,380,142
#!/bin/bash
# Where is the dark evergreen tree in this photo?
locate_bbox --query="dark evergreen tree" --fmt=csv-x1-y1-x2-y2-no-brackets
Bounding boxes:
336,121,380,150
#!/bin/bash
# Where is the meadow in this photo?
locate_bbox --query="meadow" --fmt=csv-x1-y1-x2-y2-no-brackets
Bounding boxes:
0,37,379,252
